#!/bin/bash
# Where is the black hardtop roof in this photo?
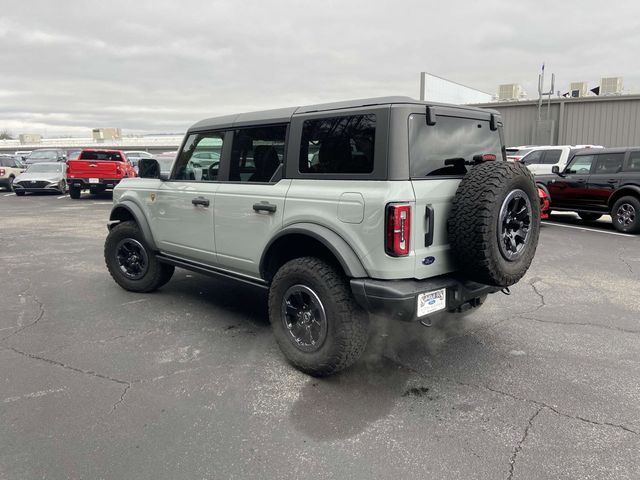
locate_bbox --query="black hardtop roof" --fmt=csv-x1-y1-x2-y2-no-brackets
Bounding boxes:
574,146,640,155
188,96,500,132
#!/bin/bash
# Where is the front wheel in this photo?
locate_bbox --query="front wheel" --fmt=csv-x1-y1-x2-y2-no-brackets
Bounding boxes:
268,257,368,376
611,196,640,233
58,180,67,194
104,220,175,292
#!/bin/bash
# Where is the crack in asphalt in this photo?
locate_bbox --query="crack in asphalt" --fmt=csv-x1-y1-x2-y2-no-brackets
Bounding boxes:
618,249,635,275
507,406,543,480
4,346,130,386
110,384,131,414
519,315,640,335
462,381,638,436
0,281,46,343
385,357,639,436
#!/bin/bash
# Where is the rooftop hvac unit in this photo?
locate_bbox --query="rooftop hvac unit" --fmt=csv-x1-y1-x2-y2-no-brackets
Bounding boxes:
600,77,623,95
498,84,523,101
569,81,588,98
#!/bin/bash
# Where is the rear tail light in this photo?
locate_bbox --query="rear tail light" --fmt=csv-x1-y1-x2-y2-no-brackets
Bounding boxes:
116,165,122,176
385,203,411,256
0,168,5,176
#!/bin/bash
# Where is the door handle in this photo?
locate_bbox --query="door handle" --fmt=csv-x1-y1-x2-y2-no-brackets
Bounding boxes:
192,196,210,207
607,179,617,184
253,202,277,213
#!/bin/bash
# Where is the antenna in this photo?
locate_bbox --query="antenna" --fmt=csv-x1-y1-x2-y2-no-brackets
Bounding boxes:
537,64,555,121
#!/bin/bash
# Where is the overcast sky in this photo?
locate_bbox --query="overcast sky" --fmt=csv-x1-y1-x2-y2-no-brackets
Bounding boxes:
0,0,637,136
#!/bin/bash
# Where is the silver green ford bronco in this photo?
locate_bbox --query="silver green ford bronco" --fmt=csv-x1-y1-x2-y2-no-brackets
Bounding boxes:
105,97,540,376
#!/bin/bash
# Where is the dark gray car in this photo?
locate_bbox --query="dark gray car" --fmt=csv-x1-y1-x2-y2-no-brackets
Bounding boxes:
13,162,68,195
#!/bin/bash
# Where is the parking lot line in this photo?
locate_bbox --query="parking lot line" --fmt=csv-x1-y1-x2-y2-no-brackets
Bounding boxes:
57,195,68,199
542,221,636,238
3,193,15,197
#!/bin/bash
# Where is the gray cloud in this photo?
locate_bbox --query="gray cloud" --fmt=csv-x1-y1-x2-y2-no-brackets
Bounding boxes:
0,0,637,136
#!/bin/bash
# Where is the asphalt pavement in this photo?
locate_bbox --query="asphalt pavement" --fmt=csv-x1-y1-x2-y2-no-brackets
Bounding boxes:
0,191,638,479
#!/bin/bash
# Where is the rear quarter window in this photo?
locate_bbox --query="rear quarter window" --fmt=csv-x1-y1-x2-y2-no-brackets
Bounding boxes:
299,115,375,174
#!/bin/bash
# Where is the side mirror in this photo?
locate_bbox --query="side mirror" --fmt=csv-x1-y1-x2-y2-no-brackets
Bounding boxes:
138,158,162,179
551,165,560,174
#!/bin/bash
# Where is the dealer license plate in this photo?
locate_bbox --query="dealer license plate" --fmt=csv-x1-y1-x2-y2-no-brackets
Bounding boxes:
89,178,99,184
417,288,446,317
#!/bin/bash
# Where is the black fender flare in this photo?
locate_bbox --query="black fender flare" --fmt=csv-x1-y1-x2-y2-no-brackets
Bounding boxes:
260,223,368,279
609,185,640,208
108,200,158,250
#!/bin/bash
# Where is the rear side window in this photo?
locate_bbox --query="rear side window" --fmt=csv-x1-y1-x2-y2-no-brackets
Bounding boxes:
594,153,624,174
627,151,640,171
522,150,544,165
79,151,123,161
409,114,503,177
230,125,286,182
299,115,375,174
542,149,562,164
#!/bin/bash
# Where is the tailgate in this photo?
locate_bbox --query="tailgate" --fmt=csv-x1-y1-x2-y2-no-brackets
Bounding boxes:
411,179,460,279
68,160,119,178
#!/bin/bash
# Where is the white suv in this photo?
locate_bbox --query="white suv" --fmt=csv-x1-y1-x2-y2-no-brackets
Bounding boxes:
521,145,603,175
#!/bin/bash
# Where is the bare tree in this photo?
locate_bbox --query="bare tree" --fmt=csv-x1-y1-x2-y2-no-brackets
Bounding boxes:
0,130,14,140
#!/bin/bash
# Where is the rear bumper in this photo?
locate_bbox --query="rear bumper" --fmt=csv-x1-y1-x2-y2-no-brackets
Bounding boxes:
67,178,121,189
350,274,500,321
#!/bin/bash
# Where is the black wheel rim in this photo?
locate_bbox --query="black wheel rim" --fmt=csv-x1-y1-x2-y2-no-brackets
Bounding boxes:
498,189,532,261
281,285,328,352
115,238,149,280
616,203,636,227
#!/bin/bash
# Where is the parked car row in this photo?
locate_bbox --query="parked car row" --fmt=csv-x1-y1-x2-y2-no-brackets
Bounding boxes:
508,143,640,233
7,149,177,198
536,147,640,233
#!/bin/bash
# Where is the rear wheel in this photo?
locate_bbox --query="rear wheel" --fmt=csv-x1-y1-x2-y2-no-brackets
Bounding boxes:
611,196,640,233
268,257,368,376
578,212,602,222
69,186,81,199
104,220,174,292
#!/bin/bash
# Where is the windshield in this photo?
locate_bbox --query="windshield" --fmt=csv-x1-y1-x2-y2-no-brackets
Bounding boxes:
409,114,504,177
26,163,63,173
29,150,58,160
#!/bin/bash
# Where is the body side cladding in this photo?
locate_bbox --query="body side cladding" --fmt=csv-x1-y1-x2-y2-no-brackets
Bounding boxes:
108,200,158,250
260,223,368,279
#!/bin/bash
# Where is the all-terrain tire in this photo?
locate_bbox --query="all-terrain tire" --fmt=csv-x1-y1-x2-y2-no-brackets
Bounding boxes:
69,186,81,199
448,161,540,287
611,196,640,233
104,220,175,292
578,212,602,222
268,257,368,377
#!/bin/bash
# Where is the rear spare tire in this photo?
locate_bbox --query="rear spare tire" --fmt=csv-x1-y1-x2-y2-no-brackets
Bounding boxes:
448,161,540,287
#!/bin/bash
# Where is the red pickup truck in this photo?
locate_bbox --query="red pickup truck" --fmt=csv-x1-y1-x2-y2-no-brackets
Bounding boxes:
66,149,136,199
